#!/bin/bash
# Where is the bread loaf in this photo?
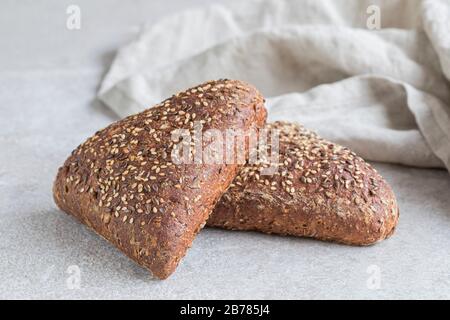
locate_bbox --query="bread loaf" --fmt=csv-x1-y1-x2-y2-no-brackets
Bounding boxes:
53,79,267,279
207,122,399,245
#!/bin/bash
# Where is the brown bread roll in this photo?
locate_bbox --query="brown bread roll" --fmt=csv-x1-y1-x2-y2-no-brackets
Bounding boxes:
53,79,267,279
207,121,399,245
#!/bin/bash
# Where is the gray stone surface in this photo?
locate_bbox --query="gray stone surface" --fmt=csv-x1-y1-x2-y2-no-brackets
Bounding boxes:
1,0,449,299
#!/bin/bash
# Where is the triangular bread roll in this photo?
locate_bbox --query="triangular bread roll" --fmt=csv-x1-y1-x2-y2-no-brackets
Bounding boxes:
53,80,266,279
208,122,399,245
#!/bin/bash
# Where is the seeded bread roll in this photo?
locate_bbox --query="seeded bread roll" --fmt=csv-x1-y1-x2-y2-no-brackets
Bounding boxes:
53,79,267,279
207,122,399,246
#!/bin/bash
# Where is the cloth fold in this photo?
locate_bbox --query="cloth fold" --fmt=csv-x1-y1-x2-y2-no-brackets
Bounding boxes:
98,0,450,172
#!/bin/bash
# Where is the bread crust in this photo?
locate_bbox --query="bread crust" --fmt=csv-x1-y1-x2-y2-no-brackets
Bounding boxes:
208,122,399,246
53,79,267,279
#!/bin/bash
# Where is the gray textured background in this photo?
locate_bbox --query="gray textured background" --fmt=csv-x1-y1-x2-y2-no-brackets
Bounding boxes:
0,0,449,299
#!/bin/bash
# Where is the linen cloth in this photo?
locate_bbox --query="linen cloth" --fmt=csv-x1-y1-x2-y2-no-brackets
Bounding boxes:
98,0,450,171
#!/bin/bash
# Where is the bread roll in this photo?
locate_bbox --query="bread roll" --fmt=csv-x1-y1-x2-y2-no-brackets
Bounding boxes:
53,79,267,279
208,122,399,245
